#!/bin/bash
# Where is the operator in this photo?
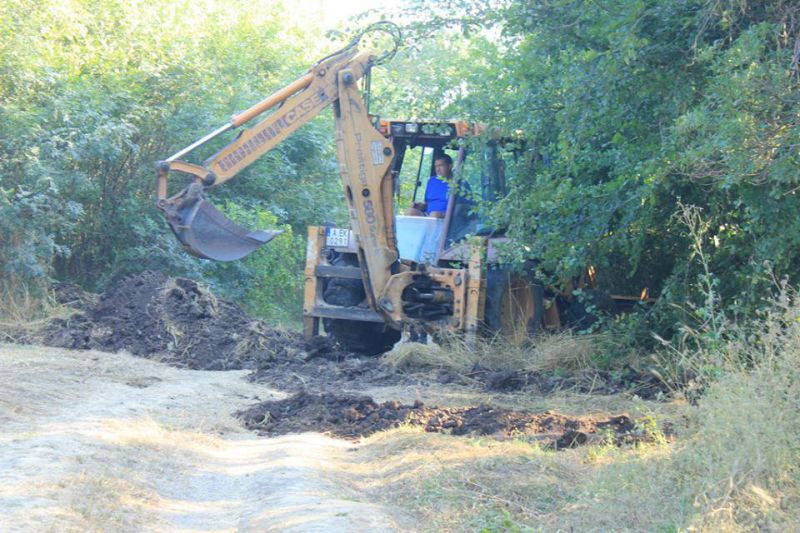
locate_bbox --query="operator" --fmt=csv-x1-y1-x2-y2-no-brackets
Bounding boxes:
405,154,468,218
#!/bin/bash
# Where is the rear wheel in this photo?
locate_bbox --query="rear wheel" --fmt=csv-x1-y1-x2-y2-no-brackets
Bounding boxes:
563,289,617,330
483,269,544,344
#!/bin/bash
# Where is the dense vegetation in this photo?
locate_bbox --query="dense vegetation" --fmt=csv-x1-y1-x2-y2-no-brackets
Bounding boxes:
2,0,799,340
370,0,800,342
0,0,344,321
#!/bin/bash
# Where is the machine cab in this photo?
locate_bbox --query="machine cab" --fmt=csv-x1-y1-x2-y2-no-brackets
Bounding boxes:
377,118,512,264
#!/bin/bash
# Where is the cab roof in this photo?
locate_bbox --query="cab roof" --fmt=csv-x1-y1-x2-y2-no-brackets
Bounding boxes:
372,117,487,149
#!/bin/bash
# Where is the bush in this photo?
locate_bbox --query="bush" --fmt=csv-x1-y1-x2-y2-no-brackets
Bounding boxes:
209,202,305,324
0,0,346,321
375,0,800,345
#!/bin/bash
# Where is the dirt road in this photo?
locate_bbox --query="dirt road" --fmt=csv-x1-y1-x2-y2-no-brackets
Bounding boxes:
0,344,410,532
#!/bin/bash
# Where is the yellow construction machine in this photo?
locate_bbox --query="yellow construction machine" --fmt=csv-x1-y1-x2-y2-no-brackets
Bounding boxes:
156,24,642,353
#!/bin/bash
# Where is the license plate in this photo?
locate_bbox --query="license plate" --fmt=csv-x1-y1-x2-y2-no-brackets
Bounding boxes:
325,227,351,247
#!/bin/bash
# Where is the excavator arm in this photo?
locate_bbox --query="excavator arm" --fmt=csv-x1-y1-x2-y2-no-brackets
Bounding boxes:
156,24,401,310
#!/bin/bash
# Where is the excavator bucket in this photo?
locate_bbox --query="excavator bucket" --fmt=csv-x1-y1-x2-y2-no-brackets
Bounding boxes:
160,184,282,262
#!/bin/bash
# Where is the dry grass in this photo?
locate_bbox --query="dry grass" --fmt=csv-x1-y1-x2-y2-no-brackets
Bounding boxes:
368,292,800,531
381,331,605,376
0,276,50,321
61,471,156,531
355,426,660,531
0,277,85,344
660,288,800,529
477,331,602,372
0,303,75,344
381,341,473,373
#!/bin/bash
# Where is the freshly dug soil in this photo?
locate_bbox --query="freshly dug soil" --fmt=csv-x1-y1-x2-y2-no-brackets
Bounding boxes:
246,337,409,393
30,271,669,400
31,272,411,386
237,391,647,447
52,281,98,310
41,271,306,370
469,366,668,400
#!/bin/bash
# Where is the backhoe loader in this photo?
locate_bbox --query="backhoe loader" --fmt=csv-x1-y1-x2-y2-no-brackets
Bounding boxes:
156,24,645,353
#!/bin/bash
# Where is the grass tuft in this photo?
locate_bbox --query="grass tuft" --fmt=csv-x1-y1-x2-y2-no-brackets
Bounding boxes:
381,331,606,378
0,276,53,323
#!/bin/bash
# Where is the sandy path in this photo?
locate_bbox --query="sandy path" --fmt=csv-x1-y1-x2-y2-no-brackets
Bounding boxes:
0,344,408,532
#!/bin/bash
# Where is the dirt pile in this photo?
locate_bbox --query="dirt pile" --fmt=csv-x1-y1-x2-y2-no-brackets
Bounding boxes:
42,271,308,370
237,391,648,447
469,366,668,399
33,271,411,385
247,349,406,393
28,272,668,400
52,281,98,310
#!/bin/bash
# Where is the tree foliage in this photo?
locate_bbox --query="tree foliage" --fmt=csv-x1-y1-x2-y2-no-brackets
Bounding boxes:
0,0,344,319
3,0,799,339
371,0,800,338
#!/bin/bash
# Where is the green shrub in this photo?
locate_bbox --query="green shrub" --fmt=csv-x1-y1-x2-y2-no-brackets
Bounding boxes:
0,0,345,321
210,202,305,324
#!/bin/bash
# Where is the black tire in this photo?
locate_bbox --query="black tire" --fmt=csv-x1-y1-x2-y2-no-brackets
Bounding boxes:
321,254,400,355
322,318,401,356
323,276,365,307
563,289,617,330
483,268,545,344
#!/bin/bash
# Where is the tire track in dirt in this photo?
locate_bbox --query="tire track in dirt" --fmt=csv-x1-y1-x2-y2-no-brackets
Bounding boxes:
0,344,409,532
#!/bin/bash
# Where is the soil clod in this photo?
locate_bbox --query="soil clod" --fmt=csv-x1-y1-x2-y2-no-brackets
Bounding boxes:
53,282,97,310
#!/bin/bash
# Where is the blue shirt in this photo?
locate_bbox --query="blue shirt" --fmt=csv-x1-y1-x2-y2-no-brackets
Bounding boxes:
424,176,472,214
424,176,450,213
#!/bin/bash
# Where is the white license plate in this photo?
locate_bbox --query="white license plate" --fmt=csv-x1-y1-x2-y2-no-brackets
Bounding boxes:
325,227,351,247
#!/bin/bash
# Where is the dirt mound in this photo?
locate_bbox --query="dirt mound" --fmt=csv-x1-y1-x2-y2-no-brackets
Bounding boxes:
32,272,669,400
52,282,97,310
36,271,408,383
468,366,668,399
42,271,306,370
237,392,647,447
247,350,407,393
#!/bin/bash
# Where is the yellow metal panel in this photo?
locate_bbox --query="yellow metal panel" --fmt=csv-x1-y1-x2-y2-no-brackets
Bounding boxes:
465,241,485,336
231,73,314,127
302,226,325,339
206,50,371,184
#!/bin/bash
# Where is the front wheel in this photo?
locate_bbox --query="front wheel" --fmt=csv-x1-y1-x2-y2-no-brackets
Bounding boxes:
483,269,544,344
323,318,401,356
322,271,400,356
